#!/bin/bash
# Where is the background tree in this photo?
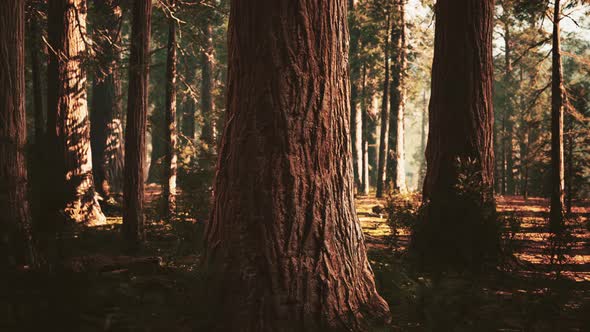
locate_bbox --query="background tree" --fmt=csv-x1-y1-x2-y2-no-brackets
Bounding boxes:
387,0,408,193
123,0,152,250
163,0,178,217
204,0,391,329
0,0,35,269
90,0,124,200
46,0,106,225
413,0,497,268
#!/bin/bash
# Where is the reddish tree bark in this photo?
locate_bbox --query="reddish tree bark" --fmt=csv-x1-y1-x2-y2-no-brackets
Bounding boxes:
204,0,391,329
414,0,497,268
549,0,565,232
123,0,152,250
164,0,177,217
46,0,106,225
91,0,124,200
0,0,35,269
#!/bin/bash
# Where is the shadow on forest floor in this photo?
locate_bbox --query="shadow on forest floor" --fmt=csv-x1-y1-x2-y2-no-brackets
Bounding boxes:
1,189,589,331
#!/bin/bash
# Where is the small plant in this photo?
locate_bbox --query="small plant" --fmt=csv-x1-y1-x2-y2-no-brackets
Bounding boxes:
385,192,422,252
545,218,575,277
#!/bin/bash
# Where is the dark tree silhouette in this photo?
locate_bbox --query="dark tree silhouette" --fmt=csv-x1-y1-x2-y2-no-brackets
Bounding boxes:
91,0,124,200
413,0,497,268
123,0,152,250
204,0,391,329
0,0,35,269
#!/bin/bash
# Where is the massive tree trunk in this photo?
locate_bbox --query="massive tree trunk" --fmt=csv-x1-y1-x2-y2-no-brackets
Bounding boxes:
349,0,363,193
0,0,35,269
387,0,407,193
549,0,565,232
46,0,106,225
204,1,391,329
200,20,215,147
376,14,390,198
123,0,152,250
90,0,124,199
164,0,177,217
414,0,497,268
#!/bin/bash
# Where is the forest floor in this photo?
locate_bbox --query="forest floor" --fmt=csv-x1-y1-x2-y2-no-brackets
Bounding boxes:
2,189,589,331
358,195,590,331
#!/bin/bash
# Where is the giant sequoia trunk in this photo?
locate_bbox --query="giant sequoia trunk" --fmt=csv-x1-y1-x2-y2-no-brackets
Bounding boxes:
90,0,124,199
549,0,565,232
123,0,152,250
0,0,35,269
200,20,215,148
414,0,497,268
387,0,407,193
376,15,390,198
47,0,106,225
204,1,391,329
164,1,177,217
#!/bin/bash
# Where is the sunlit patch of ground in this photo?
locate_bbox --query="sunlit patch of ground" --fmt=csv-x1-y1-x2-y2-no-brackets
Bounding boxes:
356,194,590,331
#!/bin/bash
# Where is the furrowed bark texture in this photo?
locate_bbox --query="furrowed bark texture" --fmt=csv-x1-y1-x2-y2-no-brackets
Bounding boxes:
204,0,391,330
91,0,124,199
47,0,106,225
415,0,497,268
123,0,152,250
0,0,35,269
550,0,565,232
164,1,177,217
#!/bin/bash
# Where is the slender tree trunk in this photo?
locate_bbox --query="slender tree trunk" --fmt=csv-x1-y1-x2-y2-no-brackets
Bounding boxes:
419,89,427,185
376,14,390,198
200,21,215,147
349,0,363,193
47,0,106,225
164,0,177,217
387,0,407,193
550,0,565,232
521,129,529,200
565,112,573,214
181,62,196,141
0,0,35,269
414,0,497,268
503,23,515,195
147,108,165,183
91,0,124,199
361,64,370,195
204,1,391,329
123,0,152,251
